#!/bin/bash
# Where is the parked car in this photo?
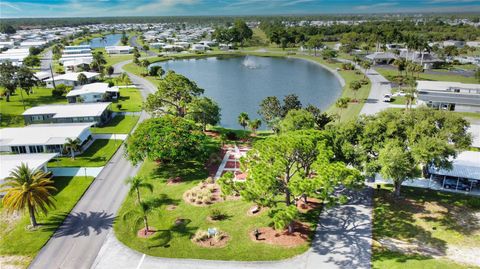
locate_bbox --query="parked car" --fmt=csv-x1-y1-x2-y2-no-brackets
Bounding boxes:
443,178,471,191
383,94,392,102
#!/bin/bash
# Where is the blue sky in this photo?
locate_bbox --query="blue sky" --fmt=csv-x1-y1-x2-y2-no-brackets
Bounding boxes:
1,0,480,18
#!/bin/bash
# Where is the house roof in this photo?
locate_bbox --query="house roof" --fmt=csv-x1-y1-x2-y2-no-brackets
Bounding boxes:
0,153,58,180
45,72,99,82
0,123,93,147
22,102,111,118
417,80,480,92
366,52,398,60
470,124,480,148
105,46,133,51
429,151,480,181
66,82,119,97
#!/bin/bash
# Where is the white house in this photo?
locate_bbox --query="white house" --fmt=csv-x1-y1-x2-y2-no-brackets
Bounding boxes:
22,102,112,126
416,80,480,112
45,72,99,88
0,41,14,49
0,48,30,66
66,82,119,103
443,40,465,48
0,153,58,182
190,44,208,51
150,42,166,49
105,46,133,54
0,123,93,155
20,40,47,48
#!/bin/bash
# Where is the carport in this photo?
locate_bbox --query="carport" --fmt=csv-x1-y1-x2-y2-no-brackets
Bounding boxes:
428,151,480,194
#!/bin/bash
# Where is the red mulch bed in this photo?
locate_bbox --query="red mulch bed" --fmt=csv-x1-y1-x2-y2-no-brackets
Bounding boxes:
167,177,182,185
296,198,322,213
193,235,230,248
205,148,227,177
224,161,239,169
183,183,224,206
249,222,311,247
137,227,156,238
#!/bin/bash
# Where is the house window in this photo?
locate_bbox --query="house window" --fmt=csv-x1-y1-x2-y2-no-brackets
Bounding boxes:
11,146,26,154
31,115,44,121
29,145,44,153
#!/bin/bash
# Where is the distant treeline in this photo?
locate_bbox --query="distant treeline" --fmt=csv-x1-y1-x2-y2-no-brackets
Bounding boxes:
1,13,479,29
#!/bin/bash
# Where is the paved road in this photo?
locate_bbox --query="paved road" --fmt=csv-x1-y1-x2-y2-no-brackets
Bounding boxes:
29,60,154,269
40,48,53,72
92,189,372,269
130,35,157,57
336,59,392,116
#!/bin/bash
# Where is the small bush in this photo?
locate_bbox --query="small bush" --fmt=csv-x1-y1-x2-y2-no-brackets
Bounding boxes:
360,79,369,85
116,104,122,110
210,209,224,221
225,131,238,141
192,230,209,242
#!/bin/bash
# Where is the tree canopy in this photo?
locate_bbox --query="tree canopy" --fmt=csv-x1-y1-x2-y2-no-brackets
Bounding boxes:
144,71,204,117
125,116,209,165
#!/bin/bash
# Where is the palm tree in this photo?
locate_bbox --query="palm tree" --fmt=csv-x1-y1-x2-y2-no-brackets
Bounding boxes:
141,59,150,75
237,112,250,130
360,61,372,79
404,87,417,110
91,52,106,72
349,80,362,102
335,97,350,120
248,119,262,134
117,72,130,86
125,176,153,205
64,138,81,159
393,58,406,76
1,163,56,228
77,73,88,85
122,201,154,236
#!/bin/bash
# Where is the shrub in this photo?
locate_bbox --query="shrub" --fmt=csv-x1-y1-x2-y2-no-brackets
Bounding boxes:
192,230,209,242
360,79,369,85
116,104,122,110
210,209,224,221
225,131,238,141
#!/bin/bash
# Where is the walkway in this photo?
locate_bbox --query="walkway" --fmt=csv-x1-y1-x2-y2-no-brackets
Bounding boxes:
92,188,372,269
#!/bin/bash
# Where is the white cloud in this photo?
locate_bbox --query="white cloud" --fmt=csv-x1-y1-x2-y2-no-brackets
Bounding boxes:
355,2,398,11
0,2,22,11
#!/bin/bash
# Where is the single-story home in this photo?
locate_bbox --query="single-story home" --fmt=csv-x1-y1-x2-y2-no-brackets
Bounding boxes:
34,71,52,81
0,48,30,66
400,50,444,69
0,153,58,182
191,44,209,51
63,58,93,72
105,46,133,54
443,40,465,48
366,52,398,64
0,123,93,155
45,72,99,88
66,82,119,103
416,80,480,112
22,102,112,126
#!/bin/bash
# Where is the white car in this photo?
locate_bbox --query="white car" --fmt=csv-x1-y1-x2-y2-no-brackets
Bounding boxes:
383,94,392,102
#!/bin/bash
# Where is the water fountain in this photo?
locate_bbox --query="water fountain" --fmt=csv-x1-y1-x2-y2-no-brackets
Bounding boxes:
242,56,259,69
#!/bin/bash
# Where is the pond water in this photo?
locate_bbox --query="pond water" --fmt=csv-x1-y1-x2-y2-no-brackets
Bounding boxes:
151,56,342,129
81,33,123,48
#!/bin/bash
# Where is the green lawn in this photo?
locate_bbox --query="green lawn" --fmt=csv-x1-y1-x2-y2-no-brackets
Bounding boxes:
373,250,477,269
49,139,122,167
91,115,139,134
375,67,479,84
115,147,321,260
0,87,67,128
373,186,480,268
0,176,94,268
110,88,143,112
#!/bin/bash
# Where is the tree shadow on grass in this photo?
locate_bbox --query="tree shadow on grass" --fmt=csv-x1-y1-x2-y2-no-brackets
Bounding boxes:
145,194,180,208
149,162,208,183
